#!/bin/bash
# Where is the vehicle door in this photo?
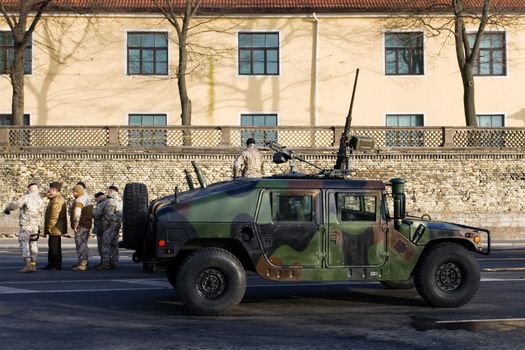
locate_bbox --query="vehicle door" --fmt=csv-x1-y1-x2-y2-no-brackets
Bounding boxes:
326,190,386,267
255,189,322,268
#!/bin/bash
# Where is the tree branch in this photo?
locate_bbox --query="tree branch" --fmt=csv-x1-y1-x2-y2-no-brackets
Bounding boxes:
24,0,52,42
0,2,15,30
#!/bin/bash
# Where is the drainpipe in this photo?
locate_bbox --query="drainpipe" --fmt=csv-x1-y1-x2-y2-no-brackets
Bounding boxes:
312,12,320,127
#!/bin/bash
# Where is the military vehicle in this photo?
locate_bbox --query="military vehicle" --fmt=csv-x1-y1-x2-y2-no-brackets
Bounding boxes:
121,70,490,315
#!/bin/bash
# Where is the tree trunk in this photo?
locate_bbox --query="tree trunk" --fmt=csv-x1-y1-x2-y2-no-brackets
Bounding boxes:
10,41,26,126
178,30,192,145
461,65,478,127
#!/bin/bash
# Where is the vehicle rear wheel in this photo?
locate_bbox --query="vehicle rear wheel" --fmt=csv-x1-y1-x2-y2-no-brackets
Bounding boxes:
122,183,149,251
176,248,246,316
414,242,480,308
380,276,414,289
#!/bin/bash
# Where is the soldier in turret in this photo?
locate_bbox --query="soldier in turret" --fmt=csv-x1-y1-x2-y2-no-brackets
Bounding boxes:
70,184,93,271
94,186,122,270
3,183,45,273
233,138,263,178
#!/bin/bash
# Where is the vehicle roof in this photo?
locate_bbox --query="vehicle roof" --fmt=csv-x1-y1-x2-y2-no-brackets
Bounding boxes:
250,176,386,190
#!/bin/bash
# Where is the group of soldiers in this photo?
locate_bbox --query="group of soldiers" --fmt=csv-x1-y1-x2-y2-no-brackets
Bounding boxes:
3,181,122,273
3,138,261,274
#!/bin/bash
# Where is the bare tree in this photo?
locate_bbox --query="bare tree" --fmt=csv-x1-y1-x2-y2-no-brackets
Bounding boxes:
387,0,515,126
153,0,203,127
0,0,52,125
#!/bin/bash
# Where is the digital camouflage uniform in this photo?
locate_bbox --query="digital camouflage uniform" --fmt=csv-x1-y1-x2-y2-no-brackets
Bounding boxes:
97,193,122,268
233,145,263,178
4,192,45,268
70,188,93,270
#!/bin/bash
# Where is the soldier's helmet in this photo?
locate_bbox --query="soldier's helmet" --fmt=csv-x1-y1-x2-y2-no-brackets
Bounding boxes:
246,138,256,146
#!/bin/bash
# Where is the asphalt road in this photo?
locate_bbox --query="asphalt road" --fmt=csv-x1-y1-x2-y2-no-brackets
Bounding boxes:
0,242,524,350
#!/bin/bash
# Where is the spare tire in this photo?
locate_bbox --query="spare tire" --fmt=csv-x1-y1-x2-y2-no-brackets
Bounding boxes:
122,183,149,250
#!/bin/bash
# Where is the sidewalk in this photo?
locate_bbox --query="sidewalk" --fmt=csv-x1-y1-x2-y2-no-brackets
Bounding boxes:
0,238,524,249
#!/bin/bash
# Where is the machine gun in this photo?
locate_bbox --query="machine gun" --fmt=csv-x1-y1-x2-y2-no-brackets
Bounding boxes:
265,141,325,172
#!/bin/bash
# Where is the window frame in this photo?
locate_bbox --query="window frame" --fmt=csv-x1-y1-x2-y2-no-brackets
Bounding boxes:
240,113,278,146
467,31,507,77
238,31,280,76
384,31,425,76
126,31,169,76
385,113,425,147
476,114,505,127
127,113,168,147
0,113,30,125
0,31,32,75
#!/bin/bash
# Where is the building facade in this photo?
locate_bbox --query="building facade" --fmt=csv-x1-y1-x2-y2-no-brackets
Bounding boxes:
1,1,524,128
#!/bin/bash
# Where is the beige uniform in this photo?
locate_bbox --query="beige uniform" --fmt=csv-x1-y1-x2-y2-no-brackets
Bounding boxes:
233,146,263,178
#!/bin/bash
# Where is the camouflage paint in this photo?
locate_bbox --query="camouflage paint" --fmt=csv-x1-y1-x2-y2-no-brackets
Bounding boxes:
149,176,489,282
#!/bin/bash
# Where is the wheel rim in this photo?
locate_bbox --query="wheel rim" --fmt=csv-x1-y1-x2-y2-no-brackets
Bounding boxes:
435,262,463,293
195,268,227,300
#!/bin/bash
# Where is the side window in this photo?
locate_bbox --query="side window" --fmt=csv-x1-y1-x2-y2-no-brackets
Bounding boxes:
272,194,313,222
337,194,377,222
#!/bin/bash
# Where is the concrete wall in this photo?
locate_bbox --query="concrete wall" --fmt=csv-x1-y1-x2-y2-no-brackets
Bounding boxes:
1,148,524,240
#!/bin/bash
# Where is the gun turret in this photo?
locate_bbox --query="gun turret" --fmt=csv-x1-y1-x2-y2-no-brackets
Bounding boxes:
265,141,324,172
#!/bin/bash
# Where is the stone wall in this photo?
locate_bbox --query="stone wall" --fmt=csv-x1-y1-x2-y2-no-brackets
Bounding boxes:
1,148,524,240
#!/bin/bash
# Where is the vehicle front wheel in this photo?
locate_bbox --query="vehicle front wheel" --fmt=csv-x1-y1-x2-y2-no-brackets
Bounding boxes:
176,248,246,316
414,242,480,308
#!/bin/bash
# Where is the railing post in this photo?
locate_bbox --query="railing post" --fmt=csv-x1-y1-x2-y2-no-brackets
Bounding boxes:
442,127,455,148
333,127,344,147
220,126,232,147
0,128,9,147
107,126,120,146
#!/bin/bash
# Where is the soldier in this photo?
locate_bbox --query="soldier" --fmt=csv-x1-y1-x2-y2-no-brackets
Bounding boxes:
3,183,45,273
70,184,93,272
233,138,263,178
92,192,106,266
95,185,122,270
42,182,67,271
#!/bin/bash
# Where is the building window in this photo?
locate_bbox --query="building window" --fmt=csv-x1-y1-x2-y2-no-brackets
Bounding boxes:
0,32,32,74
127,32,168,75
386,114,424,147
385,32,424,75
468,32,506,76
128,114,167,146
238,32,279,75
477,114,504,127
241,113,277,146
0,114,30,125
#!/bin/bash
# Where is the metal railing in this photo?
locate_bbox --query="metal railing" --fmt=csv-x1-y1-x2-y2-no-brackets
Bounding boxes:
0,126,524,149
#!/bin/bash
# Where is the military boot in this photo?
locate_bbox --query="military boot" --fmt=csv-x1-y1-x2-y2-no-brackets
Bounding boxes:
19,259,35,273
94,262,111,270
72,261,88,272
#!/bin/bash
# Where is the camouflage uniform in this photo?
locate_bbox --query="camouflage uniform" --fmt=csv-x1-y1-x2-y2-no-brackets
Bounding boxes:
4,192,45,265
233,145,263,178
92,197,105,263
70,189,93,269
98,192,122,267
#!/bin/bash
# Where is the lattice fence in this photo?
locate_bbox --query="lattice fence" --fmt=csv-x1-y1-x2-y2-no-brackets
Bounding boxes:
351,128,443,148
229,128,335,148
453,129,525,148
8,128,108,147
118,128,221,147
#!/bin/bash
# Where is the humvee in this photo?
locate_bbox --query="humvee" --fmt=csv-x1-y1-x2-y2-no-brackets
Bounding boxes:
121,71,490,315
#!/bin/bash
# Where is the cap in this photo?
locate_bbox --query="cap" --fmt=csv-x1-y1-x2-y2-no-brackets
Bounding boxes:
76,181,86,189
49,182,62,191
246,138,256,145
94,192,105,198
108,185,119,192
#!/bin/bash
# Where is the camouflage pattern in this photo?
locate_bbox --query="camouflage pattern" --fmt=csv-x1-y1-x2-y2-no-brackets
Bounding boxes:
233,145,263,178
5,192,45,262
70,193,92,229
92,199,105,261
19,229,39,261
148,176,489,283
98,192,122,264
74,227,90,262
5,192,45,231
